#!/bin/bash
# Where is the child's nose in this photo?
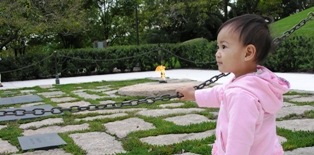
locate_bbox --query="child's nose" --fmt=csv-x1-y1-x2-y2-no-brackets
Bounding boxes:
215,50,221,58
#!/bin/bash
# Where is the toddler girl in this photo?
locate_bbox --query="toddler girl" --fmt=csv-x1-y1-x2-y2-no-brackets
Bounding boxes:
176,14,290,155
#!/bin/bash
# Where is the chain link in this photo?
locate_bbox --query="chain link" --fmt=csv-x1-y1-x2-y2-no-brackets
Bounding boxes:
273,12,314,45
0,13,313,117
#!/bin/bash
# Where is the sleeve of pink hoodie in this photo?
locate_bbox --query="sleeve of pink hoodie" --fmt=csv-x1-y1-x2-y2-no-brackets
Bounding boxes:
225,88,260,155
195,85,224,108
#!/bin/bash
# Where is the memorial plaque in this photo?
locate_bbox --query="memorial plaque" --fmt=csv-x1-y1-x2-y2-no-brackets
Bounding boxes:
0,95,43,106
0,105,62,122
18,133,67,151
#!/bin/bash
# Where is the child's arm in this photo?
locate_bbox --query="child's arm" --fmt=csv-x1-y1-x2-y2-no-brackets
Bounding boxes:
194,85,224,108
225,89,260,155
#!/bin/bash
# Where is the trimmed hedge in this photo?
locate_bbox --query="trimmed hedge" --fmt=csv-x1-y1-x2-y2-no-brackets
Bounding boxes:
264,36,314,72
0,36,313,82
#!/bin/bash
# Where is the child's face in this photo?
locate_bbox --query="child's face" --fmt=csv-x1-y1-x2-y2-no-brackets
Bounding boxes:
216,26,248,77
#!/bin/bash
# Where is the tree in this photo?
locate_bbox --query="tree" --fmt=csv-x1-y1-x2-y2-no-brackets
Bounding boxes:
29,0,90,48
0,0,35,56
0,0,91,55
141,0,224,43
83,0,137,46
281,0,314,18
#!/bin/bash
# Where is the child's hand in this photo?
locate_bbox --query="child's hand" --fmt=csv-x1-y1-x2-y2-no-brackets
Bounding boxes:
176,86,196,101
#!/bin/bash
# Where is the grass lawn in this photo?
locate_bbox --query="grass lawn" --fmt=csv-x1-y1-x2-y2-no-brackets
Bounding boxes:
0,79,313,155
270,6,314,38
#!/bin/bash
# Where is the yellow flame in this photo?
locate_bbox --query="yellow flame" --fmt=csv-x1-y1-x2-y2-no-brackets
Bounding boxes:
155,65,166,80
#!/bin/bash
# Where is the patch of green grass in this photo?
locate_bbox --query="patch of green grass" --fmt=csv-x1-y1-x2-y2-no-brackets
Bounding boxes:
278,127,314,151
0,121,23,149
59,133,87,155
270,6,314,38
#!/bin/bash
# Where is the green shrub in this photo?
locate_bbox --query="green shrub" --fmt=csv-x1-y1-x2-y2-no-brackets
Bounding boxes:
1,36,313,82
176,38,217,69
264,36,314,72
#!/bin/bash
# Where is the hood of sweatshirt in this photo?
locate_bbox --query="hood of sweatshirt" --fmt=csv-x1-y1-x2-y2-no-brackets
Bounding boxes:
226,65,290,114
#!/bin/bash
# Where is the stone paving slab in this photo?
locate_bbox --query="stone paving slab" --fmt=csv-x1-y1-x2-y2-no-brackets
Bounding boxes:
277,119,314,131
39,85,54,89
13,149,72,155
19,118,64,129
103,90,118,95
57,101,91,108
210,112,219,118
23,123,89,136
38,91,66,98
20,102,45,108
104,118,156,138
282,102,295,107
276,105,314,118
99,100,116,104
278,136,287,144
20,90,37,94
118,81,201,97
140,130,215,146
71,89,86,93
50,97,77,103
48,88,59,91
0,95,43,105
76,93,104,100
72,90,105,100
136,108,205,117
283,95,301,99
0,125,6,130
18,133,67,151
164,114,215,126
289,95,314,102
0,138,18,154
73,108,147,115
96,86,110,89
88,88,111,92
75,113,128,122
159,103,185,108
69,132,126,155
284,146,314,155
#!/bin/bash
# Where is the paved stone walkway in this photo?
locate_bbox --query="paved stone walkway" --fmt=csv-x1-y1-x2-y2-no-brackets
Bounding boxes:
0,82,314,155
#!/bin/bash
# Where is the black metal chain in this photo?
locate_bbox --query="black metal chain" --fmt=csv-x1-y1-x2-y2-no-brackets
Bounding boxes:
273,12,314,45
0,72,229,117
0,12,312,117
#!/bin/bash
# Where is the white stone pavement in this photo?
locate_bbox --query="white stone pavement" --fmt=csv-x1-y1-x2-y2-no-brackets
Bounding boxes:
0,69,314,92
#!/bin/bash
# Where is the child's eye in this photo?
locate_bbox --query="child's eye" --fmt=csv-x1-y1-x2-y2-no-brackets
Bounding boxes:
222,45,226,49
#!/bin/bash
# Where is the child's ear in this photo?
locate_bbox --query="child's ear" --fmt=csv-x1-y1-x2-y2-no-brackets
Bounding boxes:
244,44,256,61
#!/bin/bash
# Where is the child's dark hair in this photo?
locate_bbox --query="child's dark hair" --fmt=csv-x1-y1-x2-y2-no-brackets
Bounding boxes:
217,14,274,63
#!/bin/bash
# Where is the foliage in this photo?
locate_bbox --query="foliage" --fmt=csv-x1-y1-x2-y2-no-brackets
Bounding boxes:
176,38,217,69
1,35,314,81
141,0,224,43
0,0,34,56
227,0,313,20
0,0,90,52
264,36,314,72
1,0,313,54
0,38,215,81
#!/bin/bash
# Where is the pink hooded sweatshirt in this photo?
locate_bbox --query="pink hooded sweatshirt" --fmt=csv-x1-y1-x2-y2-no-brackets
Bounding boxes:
195,66,290,155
